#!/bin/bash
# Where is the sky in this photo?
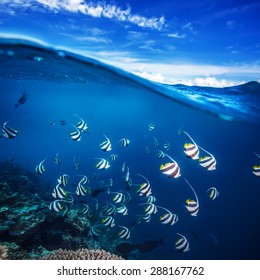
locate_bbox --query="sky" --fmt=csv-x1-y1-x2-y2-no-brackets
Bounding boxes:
0,0,259,87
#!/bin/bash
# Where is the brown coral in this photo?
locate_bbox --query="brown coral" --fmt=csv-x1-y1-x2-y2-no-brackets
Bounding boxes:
0,244,8,260
41,248,124,260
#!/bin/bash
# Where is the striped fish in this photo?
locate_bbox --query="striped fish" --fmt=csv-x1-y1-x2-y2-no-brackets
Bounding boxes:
76,183,91,196
78,175,89,185
160,153,181,179
35,159,46,175
54,153,61,165
2,121,18,139
70,124,81,141
116,204,128,215
57,174,69,186
95,158,110,170
74,114,88,133
108,154,118,162
49,200,68,216
156,150,165,158
198,146,216,171
117,225,131,239
100,135,112,151
157,206,178,225
184,179,199,216
207,187,219,200
252,153,260,177
101,203,117,216
163,141,170,150
52,184,68,199
136,174,152,197
118,138,130,147
77,204,90,215
139,203,158,215
175,233,190,252
252,165,260,177
137,213,151,224
112,192,125,204
180,130,199,160
49,118,55,126
148,123,155,131
101,216,115,227
136,182,152,197
89,225,102,237
145,195,157,204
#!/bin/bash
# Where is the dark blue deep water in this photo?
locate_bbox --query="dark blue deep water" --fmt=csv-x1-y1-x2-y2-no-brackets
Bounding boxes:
0,38,260,260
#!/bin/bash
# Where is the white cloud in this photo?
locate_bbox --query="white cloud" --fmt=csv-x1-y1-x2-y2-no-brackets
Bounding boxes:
93,51,258,87
167,32,186,39
60,32,112,44
6,0,166,31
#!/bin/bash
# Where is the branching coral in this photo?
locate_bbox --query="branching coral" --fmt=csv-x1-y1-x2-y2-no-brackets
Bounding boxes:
41,248,124,260
0,244,8,260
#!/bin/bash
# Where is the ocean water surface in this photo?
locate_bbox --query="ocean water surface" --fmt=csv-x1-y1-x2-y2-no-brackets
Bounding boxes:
0,38,259,260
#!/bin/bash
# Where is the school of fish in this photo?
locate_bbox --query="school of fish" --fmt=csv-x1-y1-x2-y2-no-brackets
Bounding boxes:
1,105,259,256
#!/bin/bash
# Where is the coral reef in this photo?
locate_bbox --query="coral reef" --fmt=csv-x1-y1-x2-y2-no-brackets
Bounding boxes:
0,161,122,259
41,248,124,260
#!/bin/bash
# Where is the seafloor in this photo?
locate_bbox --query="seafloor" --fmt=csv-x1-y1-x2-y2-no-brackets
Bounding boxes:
0,161,125,260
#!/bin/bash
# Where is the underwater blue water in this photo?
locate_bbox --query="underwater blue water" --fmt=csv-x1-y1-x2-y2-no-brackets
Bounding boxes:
0,38,260,260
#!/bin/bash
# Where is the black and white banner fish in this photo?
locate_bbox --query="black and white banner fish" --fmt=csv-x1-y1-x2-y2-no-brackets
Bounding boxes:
118,138,130,147
184,179,199,216
116,204,128,215
160,153,181,179
101,203,117,216
49,200,68,216
112,192,125,204
156,150,165,158
148,123,155,131
70,124,81,141
100,134,112,151
74,114,88,133
175,233,190,252
54,153,62,165
139,203,158,215
76,183,91,196
117,225,131,239
157,206,178,225
252,153,260,177
89,225,102,237
52,184,69,200
101,216,115,227
136,173,152,197
207,187,219,200
198,146,217,171
35,159,47,175
2,121,18,139
179,130,199,160
57,174,69,186
163,141,171,150
108,154,118,162
95,158,111,170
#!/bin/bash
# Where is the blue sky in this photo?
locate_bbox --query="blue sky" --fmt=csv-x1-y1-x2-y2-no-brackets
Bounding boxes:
0,0,259,86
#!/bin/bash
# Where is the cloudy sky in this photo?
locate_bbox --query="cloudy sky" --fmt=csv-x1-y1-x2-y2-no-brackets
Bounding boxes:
0,0,259,86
